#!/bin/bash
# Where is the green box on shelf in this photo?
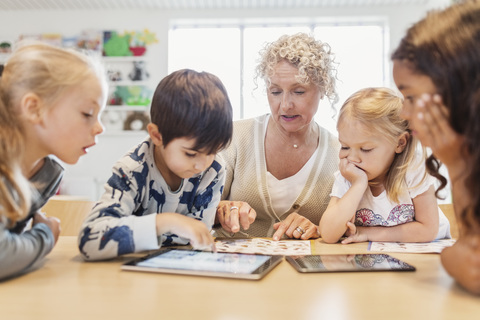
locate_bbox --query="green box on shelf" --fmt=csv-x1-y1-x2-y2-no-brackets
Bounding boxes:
112,86,152,106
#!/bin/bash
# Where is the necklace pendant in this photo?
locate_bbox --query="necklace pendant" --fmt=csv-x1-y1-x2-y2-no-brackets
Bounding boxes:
293,144,298,148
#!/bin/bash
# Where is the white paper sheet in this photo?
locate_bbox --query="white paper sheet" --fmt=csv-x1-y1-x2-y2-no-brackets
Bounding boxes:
368,239,456,253
215,238,312,256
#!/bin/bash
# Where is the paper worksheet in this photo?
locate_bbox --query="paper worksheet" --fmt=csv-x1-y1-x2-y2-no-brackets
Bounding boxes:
368,239,456,253
215,238,312,256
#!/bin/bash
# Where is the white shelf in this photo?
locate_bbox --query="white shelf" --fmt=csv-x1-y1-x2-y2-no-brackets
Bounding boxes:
103,54,151,134
108,80,149,86
102,56,147,62
106,105,149,111
102,130,148,137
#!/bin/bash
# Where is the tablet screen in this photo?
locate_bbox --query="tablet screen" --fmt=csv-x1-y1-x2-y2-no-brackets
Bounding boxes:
122,248,283,280
287,253,415,273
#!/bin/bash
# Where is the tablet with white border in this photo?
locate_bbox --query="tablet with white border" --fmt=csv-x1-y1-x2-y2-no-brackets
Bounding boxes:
286,253,415,273
122,248,283,280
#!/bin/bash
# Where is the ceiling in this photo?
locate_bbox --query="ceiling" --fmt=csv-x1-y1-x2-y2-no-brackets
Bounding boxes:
0,0,436,11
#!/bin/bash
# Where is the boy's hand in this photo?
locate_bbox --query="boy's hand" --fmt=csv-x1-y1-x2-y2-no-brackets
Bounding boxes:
33,211,61,244
156,213,215,251
216,200,256,233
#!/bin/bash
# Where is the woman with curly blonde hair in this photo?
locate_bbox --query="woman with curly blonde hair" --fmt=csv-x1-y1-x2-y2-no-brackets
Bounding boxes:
215,33,340,240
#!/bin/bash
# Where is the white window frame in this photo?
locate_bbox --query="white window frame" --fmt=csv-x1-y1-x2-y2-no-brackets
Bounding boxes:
169,17,389,135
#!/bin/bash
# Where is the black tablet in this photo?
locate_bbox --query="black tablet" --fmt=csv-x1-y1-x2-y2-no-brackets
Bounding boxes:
286,253,415,273
122,248,283,280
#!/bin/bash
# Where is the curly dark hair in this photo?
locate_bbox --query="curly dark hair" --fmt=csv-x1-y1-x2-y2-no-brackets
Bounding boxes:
391,0,480,231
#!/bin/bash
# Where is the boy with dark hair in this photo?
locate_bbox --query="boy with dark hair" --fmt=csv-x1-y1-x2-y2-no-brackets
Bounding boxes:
78,69,233,261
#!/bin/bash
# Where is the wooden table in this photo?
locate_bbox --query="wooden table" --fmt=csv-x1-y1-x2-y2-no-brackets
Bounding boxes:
0,237,478,320
42,196,95,236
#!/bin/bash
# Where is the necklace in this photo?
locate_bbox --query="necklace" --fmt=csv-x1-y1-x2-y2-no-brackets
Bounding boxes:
269,118,318,150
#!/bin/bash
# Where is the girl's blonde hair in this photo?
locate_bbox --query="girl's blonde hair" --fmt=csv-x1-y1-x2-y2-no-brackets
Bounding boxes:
0,98,30,227
338,87,421,203
1,41,107,111
0,42,107,226
255,32,338,105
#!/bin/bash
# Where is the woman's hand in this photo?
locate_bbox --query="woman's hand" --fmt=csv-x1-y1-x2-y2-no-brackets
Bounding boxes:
156,213,215,251
216,200,256,233
272,212,320,241
33,211,61,244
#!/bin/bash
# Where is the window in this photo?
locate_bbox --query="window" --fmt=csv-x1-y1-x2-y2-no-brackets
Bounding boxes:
169,20,387,135
168,27,241,118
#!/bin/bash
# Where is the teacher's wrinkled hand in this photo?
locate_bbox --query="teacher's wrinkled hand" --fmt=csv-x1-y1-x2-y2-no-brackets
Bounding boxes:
216,200,256,233
272,212,320,241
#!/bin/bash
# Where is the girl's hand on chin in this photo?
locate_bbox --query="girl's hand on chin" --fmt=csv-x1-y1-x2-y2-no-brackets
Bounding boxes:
339,158,368,185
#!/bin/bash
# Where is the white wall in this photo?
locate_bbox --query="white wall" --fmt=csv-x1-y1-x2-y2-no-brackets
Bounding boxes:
0,2,450,199
0,2,450,88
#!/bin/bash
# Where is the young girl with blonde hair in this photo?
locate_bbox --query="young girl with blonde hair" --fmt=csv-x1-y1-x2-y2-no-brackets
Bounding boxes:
0,42,107,280
319,87,450,244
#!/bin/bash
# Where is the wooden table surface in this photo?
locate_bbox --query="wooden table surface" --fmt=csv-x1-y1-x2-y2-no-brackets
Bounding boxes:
0,237,478,320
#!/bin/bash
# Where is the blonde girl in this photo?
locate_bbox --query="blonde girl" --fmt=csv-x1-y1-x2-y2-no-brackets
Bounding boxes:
319,87,450,244
0,42,107,280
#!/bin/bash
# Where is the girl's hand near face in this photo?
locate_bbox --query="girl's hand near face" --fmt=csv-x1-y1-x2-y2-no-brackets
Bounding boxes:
339,158,368,186
319,174,367,244
413,94,466,170
414,95,473,231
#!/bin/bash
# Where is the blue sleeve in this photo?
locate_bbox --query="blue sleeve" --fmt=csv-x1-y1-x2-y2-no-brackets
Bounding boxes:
77,160,159,261
0,223,54,280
